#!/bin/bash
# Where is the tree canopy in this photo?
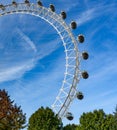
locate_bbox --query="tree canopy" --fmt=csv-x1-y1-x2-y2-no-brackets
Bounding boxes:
28,106,62,130
63,124,77,130
112,105,117,130
28,106,117,130
0,89,26,130
76,108,117,130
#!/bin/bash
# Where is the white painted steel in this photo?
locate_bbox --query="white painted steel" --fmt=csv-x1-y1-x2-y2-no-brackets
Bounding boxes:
0,2,81,119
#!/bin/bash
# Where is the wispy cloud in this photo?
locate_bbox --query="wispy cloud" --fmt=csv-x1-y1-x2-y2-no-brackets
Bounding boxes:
16,28,37,53
0,27,38,83
77,8,96,26
0,28,62,84
35,38,61,60
77,2,117,26
0,59,35,82
9,54,65,119
0,10,63,83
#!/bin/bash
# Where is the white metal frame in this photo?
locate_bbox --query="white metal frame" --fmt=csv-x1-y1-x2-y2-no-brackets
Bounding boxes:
0,2,81,119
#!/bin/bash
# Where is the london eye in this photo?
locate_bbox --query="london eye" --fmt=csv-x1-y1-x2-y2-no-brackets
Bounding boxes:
0,0,89,120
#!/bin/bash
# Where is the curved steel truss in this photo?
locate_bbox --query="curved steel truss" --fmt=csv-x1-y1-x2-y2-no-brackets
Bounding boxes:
0,2,83,119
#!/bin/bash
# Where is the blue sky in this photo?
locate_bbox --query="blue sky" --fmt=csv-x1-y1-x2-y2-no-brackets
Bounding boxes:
0,0,117,127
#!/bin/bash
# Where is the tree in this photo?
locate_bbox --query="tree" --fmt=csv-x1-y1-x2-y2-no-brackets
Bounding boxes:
63,106,117,130
76,109,115,130
111,105,117,130
28,107,62,130
113,105,117,120
0,89,26,130
63,124,77,130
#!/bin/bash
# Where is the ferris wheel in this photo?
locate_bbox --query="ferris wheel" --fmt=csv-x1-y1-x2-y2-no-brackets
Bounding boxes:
0,0,89,120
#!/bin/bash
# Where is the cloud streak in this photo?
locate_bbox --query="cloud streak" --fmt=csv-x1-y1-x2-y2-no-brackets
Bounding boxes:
16,28,37,53
0,26,62,83
77,2,117,26
0,59,35,82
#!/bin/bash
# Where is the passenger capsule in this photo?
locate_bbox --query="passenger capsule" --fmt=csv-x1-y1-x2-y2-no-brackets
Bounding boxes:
78,34,85,43
12,1,17,7
82,71,89,79
71,21,77,29
66,112,74,120
50,4,55,12
25,0,30,5
0,4,5,10
77,92,84,100
37,1,43,6
61,11,67,19
82,52,89,60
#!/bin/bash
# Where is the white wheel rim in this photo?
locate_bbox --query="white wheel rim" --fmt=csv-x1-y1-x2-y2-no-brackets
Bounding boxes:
0,2,81,119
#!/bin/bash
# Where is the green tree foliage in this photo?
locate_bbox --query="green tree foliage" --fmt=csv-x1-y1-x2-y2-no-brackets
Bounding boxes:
76,109,116,130
0,89,26,130
63,124,77,130
63,106,117,130
28,107,62,130
111,105,117,130
113,105,117,120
